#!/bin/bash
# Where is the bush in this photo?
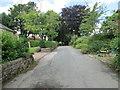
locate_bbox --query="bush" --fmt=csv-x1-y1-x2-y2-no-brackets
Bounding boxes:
69,35,78,47
81,48,89,54
75,44,88,49
73,36,89,49
75,36,89,44
29,47,40,54
40,40,45,48
108,55,120,72
45,41,58,48
30,40,40,47
2,31,29,63
40,40,58,48
110,38,119,51
87,40,105,52
87,34,111,53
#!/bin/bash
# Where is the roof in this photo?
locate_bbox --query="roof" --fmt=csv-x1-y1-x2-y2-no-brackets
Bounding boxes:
0,23,17,33
27,36,42,40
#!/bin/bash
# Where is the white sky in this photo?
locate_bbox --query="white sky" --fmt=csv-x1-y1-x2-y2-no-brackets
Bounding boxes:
0,0,119,15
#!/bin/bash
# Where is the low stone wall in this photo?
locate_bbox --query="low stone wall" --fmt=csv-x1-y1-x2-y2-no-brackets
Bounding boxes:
41,47,57,52
1,55,34,83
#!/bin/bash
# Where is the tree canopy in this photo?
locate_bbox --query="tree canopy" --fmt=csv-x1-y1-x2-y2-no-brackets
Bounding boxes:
79,2,105,36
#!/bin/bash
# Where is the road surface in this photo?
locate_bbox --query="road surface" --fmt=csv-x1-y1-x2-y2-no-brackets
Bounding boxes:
3,46,118,88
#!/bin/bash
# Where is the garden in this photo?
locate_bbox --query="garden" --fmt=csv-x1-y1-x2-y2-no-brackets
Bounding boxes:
1,30,58,64
69,3,120,72
0,1,119,74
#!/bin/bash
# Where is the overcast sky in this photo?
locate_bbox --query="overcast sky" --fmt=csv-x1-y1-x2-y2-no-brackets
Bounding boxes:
0,0,119,16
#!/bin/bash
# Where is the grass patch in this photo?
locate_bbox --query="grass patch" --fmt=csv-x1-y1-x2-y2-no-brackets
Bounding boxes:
29,47,41,54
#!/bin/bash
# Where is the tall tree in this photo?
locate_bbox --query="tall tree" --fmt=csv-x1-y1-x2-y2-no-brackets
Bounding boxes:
8,2,37,34
0,12,10,27
100,12,118,35
56,5,86,45
79,2,105,36
17,10,42,36
60,5,86,35
43,10,60,41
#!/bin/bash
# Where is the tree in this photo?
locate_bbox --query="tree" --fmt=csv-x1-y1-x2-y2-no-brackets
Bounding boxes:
43,10,60,41
8,2,37,35
0,13,11,27
18,10,41,34
100,12,118,35
79,2,105,36
56,5,86,45
60,5,86,36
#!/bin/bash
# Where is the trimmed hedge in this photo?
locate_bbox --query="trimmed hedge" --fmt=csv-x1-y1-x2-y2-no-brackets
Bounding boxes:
45,41,58,48
40,40,58,48
30,40,40,47
40,40,45,48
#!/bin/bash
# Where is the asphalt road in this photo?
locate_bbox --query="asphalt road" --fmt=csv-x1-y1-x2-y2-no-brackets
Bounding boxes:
3,46,118,88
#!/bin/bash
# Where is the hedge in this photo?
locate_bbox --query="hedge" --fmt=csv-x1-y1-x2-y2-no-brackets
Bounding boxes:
45,41,58,48
40,40,58,48
2,31,29,63
30,40,40,47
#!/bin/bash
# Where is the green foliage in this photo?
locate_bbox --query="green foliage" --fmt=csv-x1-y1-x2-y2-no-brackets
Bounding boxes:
39,40,58,48
43,10,60,40
110,38,119,51
69,35,78,47
30,40,40,47
71,36,89,49
75,44,88,49
2,31,29,63
0,13,11,27
81,48,89,54
8,2,37,30
45,41,58,48
29,47,40,54
109,55,120,72
100,13,118,35
87,40,106,52
18,10,41,32
75,36,89,44
79,2,105,36
40,40,45,48
85,33,111,52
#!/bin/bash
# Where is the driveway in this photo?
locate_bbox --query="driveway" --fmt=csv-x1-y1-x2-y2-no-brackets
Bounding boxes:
3,46,118,88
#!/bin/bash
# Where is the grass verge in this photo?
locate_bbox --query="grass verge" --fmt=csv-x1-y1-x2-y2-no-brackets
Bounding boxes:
29,47,41,54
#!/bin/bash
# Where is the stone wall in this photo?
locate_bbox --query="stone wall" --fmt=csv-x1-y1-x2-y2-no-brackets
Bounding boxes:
1,55,34,83
41,47,57,52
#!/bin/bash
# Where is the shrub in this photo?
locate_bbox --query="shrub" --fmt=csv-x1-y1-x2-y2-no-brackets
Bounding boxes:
40,40,45,48
45,41,58,48
29,47,41,54
75,36,89,44
81,48,89,54
30,40,40,47
16,37,29,57
109,55,120,72
87,40,105,52
69,35,78,47
75,44,88,49
110,38,119,51
87,34,111,53
2,31,29,63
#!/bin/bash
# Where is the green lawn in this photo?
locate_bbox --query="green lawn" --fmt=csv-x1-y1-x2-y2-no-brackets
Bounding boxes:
29,47,41,54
